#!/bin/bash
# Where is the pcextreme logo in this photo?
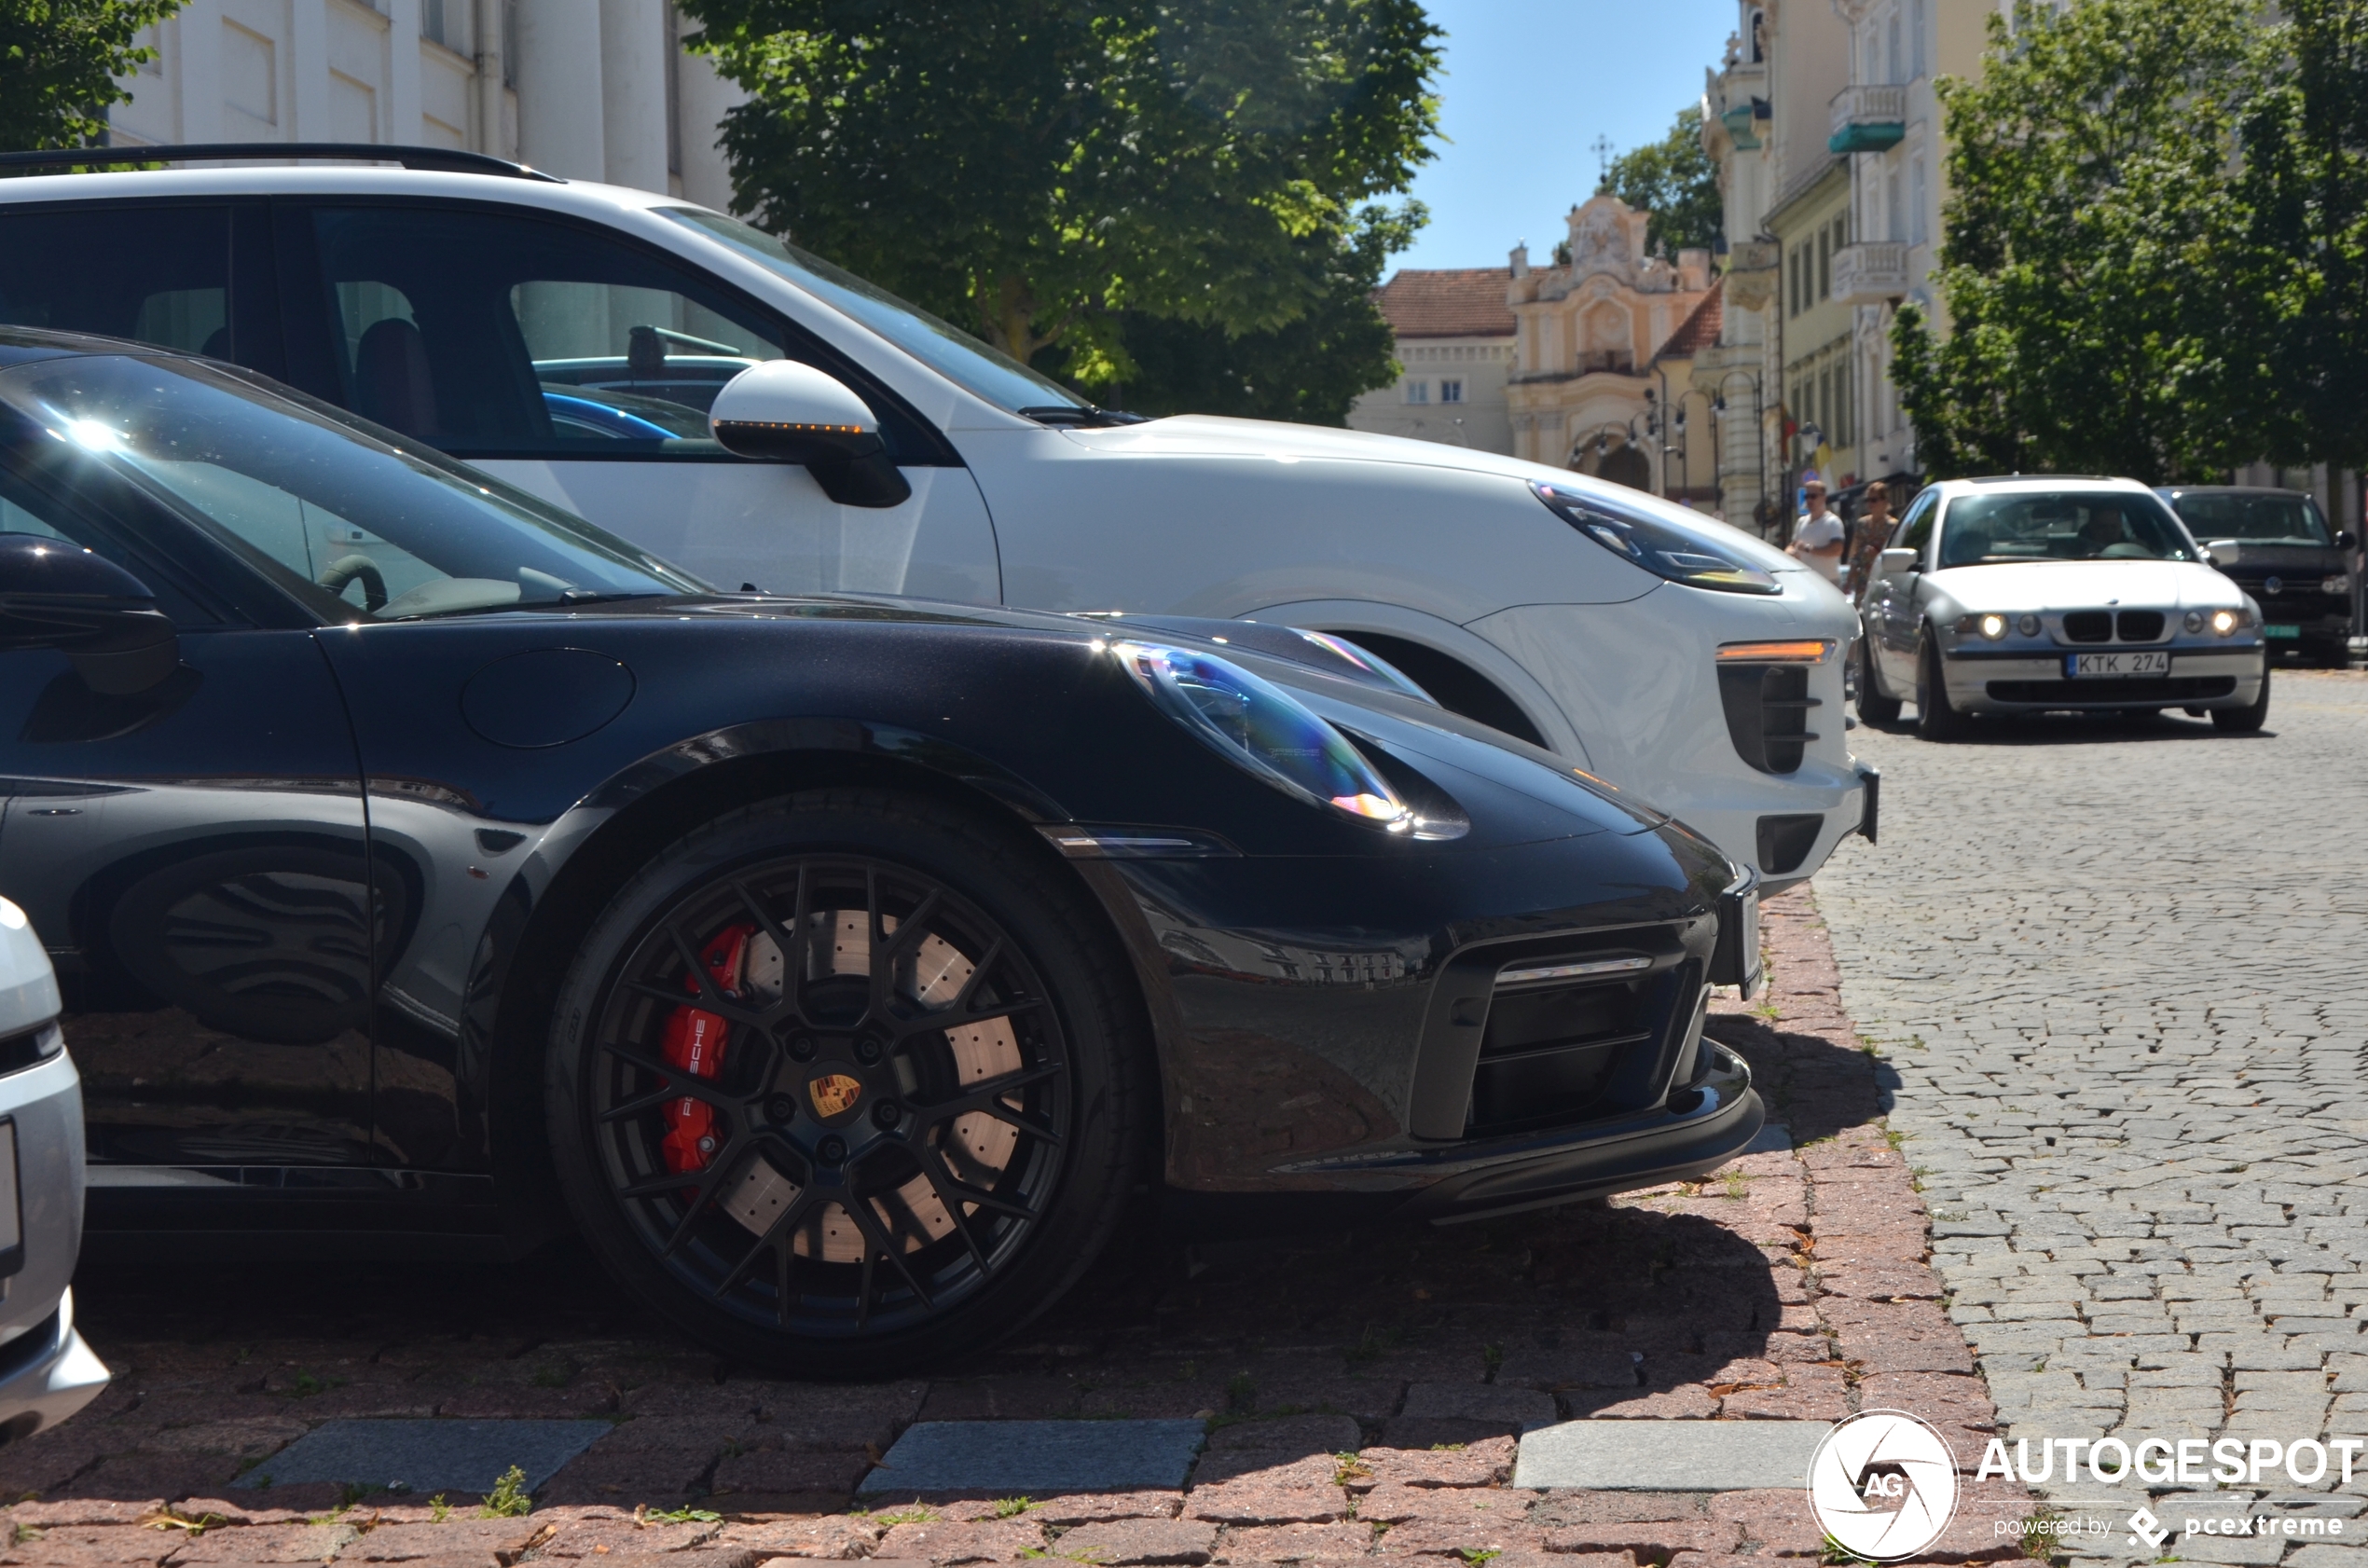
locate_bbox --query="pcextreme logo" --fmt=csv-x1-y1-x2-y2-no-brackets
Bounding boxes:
1806,1410,1962,1561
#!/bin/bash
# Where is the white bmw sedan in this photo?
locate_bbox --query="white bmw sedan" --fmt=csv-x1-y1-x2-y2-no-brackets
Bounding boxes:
1856,476,2268,736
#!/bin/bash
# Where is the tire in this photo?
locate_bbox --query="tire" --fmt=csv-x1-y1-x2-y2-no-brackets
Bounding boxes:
2211,665,2272,733
1914,633,1970,741
1855,637,1902,726
546,788,1150,1377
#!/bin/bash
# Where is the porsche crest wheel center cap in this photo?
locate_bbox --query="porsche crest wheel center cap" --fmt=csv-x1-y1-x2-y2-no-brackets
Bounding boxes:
807,1072,864,1119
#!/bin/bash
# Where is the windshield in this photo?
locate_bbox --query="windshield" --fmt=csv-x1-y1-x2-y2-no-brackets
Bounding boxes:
658,207,1089,417
0,353,707,619
2167,491,2333,546
1936,490,2196,568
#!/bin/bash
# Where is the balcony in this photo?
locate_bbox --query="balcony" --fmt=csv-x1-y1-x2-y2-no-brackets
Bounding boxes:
1719,95,1770,151
1829,84,1907,154
1833,241,1911,305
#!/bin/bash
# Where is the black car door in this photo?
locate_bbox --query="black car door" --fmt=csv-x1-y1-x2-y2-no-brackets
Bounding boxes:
0,386,377,1172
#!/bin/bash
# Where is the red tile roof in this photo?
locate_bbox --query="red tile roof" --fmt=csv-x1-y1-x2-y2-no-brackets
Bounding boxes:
1655,280,1724,360
1373,268,1516,339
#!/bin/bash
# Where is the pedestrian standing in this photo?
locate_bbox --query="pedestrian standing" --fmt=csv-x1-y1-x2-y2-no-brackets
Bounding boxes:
1788,479,1845,585
1844,485,1894,600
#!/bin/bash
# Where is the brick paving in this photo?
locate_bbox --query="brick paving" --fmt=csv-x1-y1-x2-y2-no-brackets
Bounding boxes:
4,892,2025,1565
1817,671,2368,1561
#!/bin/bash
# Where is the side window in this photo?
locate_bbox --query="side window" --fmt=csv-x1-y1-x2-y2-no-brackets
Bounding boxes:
305,205,796,458
0,204,230,356
1897,491,1937,557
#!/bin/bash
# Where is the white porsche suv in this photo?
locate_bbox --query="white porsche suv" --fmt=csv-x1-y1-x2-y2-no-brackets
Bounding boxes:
0,145,1871,886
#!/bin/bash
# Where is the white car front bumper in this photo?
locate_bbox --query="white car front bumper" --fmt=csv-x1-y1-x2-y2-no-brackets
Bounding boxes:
1938,646,2266,713
1470,577,1870,889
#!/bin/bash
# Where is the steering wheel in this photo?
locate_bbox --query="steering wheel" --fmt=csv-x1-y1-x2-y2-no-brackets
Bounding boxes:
319,554,389,612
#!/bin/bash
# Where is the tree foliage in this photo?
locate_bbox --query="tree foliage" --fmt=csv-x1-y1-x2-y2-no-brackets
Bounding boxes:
2238,0,2368,475
1072,199,1417,422
1891,0,2263,483
681,0,1441,404
0,0,180,153
1604,104,1723,255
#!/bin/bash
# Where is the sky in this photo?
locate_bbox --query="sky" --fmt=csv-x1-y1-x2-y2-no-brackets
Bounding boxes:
1392,1,1741,275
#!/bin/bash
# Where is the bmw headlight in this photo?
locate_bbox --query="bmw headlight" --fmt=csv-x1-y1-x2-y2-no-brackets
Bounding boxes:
1115,642,1411,830
1532,483,1781,595
1956,612,2009,640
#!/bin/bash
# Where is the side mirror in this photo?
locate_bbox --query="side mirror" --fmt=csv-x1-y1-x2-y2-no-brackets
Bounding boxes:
2336,530,2357,552
0,535,179,695
1877,547,1919,574
709,361,912,509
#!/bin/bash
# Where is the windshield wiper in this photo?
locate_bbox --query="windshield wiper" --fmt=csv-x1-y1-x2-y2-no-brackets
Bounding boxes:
1019,405,1150,428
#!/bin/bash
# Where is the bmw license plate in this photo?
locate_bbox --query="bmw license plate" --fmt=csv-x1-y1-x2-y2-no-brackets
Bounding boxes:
2066,651,2171,678
2265,624,2300,640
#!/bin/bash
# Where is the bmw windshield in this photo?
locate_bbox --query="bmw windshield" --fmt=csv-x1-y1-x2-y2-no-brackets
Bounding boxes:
0,352,707,621
1936,491,2197,568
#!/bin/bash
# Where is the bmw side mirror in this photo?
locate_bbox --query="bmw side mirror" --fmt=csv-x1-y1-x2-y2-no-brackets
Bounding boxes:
0,534,179,695
2336,530,2357,552
709,361,912,510
1876,547,1919,574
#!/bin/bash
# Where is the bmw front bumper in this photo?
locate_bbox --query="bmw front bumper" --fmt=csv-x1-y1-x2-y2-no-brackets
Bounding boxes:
1938,645,2266,712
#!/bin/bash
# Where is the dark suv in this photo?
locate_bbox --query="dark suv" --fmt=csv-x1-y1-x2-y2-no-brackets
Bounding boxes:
2158,486,2358,667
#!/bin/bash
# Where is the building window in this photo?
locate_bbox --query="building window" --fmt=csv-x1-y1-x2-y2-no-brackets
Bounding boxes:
1405,379,1429,405
1817,228,1831,301
422,0,449,44
1912,0,1930,79
1440,378,1464,404
1911,152,1930,246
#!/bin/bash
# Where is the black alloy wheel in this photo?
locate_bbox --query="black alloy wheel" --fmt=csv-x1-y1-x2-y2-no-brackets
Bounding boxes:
1854,637,1902,727
2211,664,2272,732
547,790,1149,1375
1914,632,1969,741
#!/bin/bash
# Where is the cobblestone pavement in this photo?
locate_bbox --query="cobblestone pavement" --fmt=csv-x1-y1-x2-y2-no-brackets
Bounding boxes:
1817,670,2368,1558
2,896,2022,1566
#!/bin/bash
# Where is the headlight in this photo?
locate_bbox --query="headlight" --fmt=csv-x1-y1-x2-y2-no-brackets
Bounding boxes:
1532,483,1781,595
1114,642,1411,830
2018,613,2041,636
2184,610,2205,633
2323,574,2351,595
1953,612,2009,640
2211,608,2240,636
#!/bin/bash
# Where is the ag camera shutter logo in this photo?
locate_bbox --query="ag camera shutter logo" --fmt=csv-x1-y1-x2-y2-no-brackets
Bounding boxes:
1806,1410,1961,1561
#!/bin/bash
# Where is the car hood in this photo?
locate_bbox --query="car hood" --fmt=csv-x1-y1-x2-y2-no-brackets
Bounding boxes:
1058,415,1810,580
1924,559,2245,612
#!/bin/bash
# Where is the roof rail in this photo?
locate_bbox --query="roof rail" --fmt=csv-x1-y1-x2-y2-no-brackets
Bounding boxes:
0,143,563,183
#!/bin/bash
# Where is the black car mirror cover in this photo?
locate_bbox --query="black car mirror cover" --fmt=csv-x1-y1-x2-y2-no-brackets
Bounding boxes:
0,534,180,694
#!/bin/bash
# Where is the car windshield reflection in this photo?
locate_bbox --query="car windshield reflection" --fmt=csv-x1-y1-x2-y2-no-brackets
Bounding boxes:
0,353,709,620
1937,491,2196,568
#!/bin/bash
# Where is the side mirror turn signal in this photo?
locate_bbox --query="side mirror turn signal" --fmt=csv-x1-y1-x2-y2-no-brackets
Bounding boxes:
709,361,911,509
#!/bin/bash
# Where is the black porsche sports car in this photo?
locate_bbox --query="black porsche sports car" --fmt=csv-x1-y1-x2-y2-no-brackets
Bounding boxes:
0,329,1761,1372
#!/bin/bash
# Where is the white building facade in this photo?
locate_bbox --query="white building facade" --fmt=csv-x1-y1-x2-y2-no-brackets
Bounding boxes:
110,0,744,206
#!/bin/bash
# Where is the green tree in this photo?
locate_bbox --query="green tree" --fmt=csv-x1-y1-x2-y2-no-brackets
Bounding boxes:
1604,104,1723,254
0,0,180,153
1073,200,1416,422
2237,0,2368,479
681,0,1441,394
1890,0,2263,483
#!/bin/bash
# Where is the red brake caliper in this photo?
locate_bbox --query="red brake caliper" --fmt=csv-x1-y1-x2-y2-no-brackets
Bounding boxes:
659,924,753,1174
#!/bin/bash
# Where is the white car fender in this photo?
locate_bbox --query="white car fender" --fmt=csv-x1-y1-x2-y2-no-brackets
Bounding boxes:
1242,598,1593,768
